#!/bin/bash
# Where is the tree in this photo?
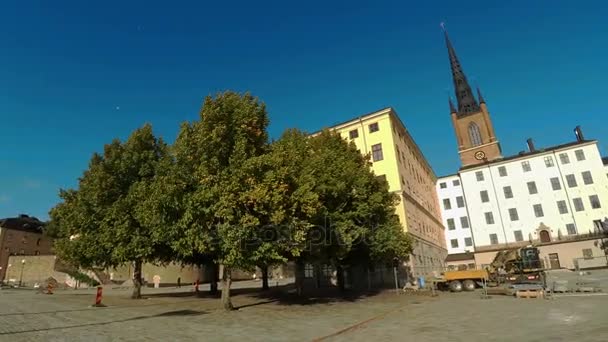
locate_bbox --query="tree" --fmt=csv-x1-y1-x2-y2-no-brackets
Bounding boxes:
242,129,321,290
50,124,170,299
159,91,271,310
295,130,412,291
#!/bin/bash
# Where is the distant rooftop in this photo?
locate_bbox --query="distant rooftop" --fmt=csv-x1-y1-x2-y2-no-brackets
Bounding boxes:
0,214,46,234
460,139,596,171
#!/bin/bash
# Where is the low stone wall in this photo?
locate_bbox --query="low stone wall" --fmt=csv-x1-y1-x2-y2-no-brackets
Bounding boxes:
4,255,69,287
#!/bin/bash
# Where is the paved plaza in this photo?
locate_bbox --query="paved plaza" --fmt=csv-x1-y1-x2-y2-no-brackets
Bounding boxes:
1,273,608,342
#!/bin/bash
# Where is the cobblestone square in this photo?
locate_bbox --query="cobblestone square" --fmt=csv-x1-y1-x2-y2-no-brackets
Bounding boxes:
2,274,608,342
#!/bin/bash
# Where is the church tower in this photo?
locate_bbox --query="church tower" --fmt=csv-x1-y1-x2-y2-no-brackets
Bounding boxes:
445,31,502,167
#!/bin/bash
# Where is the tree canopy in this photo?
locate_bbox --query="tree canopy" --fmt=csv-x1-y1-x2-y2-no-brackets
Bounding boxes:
49,91,413,308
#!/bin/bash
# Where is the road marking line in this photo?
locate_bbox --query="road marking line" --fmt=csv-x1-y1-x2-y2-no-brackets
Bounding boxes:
312,304,406,341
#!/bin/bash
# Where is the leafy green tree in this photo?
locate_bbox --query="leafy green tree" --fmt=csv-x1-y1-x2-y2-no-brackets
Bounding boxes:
50,124,170,299
155,91,270,310
242,129,321,290
295,130,412,291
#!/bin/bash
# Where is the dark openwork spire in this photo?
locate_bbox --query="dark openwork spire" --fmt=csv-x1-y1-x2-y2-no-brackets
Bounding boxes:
449,98,456,113
477,87,485,104
445,30,479,115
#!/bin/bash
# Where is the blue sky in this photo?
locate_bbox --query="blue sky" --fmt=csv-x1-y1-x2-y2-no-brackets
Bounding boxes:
1,0,607,220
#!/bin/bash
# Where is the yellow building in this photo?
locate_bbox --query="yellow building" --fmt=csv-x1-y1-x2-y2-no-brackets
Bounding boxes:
319,107,447,277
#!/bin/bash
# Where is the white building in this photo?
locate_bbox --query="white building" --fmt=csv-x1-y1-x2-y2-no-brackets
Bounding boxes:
461,138,608,247
437,31,608,270
435,174,473,255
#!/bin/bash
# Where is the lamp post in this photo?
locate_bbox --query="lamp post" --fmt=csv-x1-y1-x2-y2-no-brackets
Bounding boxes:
19,259,26,287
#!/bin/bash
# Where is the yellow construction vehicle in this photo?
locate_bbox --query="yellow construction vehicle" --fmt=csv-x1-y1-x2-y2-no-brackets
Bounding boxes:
436,246,545,292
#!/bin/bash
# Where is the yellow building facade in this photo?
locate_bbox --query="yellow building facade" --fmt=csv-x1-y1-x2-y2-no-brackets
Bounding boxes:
321,107,447,276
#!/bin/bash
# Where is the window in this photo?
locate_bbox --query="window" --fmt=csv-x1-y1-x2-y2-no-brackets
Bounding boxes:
557,200,568,214
475,171,484,181
450,239,459,248
559,153,570,164
321,265,333,277
371,143,383,162
447,218,455,230
582,248,593,260
468,122,482,146
575,149,586,161
498,166,507,177
589,195,601,209
456,196,465,208
452,179,460,186
489,234,498,245
460,216,469,228
566,224,577,235
527,181,538,195
521,161,531,172
593,220,602,231
550,177,561,191
480,190,489,203
443,198,452,210
369,122,379,133
304,264,314,278
439,182,447,189
573,197,584,211
566,174,577,188
485,212,495,224
544,156,555,167
533,204,544,217
464,237,473,247
514,230,524,242
508,208,519,221
582,171,594,185
503,186,513,199
348,129,358,139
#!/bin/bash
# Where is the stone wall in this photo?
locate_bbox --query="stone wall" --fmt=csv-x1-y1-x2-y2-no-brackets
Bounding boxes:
4,255,68,287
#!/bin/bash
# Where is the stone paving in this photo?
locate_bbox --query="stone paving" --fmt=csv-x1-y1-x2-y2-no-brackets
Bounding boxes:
1,278,608,342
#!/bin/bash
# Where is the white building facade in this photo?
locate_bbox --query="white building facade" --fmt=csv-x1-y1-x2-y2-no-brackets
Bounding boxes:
436,174,474,254
460,140,608,249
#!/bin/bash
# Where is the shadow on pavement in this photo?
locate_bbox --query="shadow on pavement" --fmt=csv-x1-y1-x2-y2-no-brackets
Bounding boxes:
0,309,207,336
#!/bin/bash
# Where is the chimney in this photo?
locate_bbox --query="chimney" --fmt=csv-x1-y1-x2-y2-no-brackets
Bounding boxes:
574,126,585,142
526,138,536,152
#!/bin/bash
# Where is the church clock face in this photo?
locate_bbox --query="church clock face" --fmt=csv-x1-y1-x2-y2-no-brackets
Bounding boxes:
474,150,486,160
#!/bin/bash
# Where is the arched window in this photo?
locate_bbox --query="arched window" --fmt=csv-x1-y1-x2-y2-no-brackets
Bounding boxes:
468,122,483,147
539,230,551,243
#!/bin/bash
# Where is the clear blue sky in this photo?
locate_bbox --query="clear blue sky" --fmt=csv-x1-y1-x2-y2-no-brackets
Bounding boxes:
1,0,607,220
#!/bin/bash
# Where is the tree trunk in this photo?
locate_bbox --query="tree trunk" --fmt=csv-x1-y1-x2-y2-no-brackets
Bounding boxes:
208,262,218,295
131,260,143,299
295,259,304,296
220,264,233,310
336,265,345,292
261,265,269,291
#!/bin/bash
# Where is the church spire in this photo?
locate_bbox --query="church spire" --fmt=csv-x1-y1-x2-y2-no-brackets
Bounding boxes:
449,97,456,113
477,87,485,104
444,30,479,115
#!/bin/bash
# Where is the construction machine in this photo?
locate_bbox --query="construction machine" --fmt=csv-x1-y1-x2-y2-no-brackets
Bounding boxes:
435,246,545,292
